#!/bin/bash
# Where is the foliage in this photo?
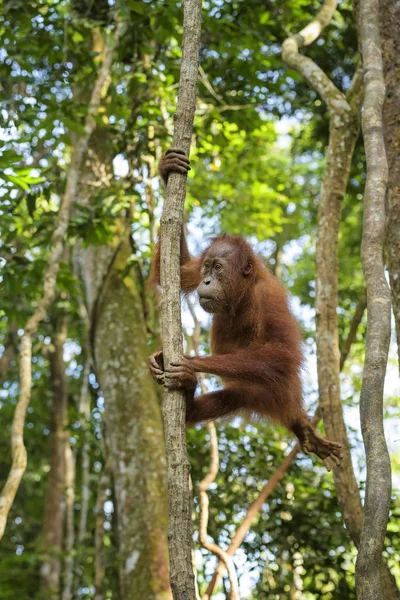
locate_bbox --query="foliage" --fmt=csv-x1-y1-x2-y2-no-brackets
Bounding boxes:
0,0,399,598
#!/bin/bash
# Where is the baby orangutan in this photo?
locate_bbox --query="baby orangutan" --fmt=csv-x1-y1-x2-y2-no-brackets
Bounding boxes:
149,148,343,471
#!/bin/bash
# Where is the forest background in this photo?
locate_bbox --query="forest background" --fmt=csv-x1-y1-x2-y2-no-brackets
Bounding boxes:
0,0,399,599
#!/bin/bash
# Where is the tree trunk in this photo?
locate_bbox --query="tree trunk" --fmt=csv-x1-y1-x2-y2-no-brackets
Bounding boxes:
80,231,171,600
39,320,69,597
95,457,111,600
315,110,363,546
282,4,399,597
282,0,365,555
355,0,392,596
380,0,400,372
62,444,76,600
77,360,92,545
158,1,202,598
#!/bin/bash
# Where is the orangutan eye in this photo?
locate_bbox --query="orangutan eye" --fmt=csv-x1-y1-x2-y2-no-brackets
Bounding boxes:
215,263,222,271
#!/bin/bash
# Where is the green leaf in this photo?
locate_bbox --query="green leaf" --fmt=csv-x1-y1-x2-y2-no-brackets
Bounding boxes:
127,1,149,15
4,174,30,191
72,31,84,43
259,11,271,25
26,193,37,218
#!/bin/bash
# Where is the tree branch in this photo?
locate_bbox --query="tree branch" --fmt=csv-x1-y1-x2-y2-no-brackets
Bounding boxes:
282,0,349,113
199,422,239,600
339,292,367,370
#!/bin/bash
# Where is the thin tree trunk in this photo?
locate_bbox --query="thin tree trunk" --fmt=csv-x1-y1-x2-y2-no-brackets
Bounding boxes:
95,457,111,600
315,110,363,543
0,19,122,540
40,320,68,597
62,444,76,600
0,322,17,380
159,1,202,598
77,360,92,544
282,0,364,531
339,293,367,370
275,5,397,597
282,0,366,540
355,0,392,597
380,0,400,373
283,5,397,596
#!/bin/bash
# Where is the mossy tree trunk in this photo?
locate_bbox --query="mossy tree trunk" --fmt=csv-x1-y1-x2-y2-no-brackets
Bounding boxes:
77,133,170,600
83,237,170,600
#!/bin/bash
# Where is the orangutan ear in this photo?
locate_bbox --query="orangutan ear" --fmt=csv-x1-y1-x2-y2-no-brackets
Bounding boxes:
244,262,253,276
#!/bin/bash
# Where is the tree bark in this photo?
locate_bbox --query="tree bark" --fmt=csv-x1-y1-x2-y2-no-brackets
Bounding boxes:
315,109,363,546
95,457,111,600
70,22,169,600
88,234,171,600
355,0,392,597
62,444,76,600
380,0,400,372
159,1,202,598
77,360,92,545
39,320,69,597
0,19,122,540
0,322,17,381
